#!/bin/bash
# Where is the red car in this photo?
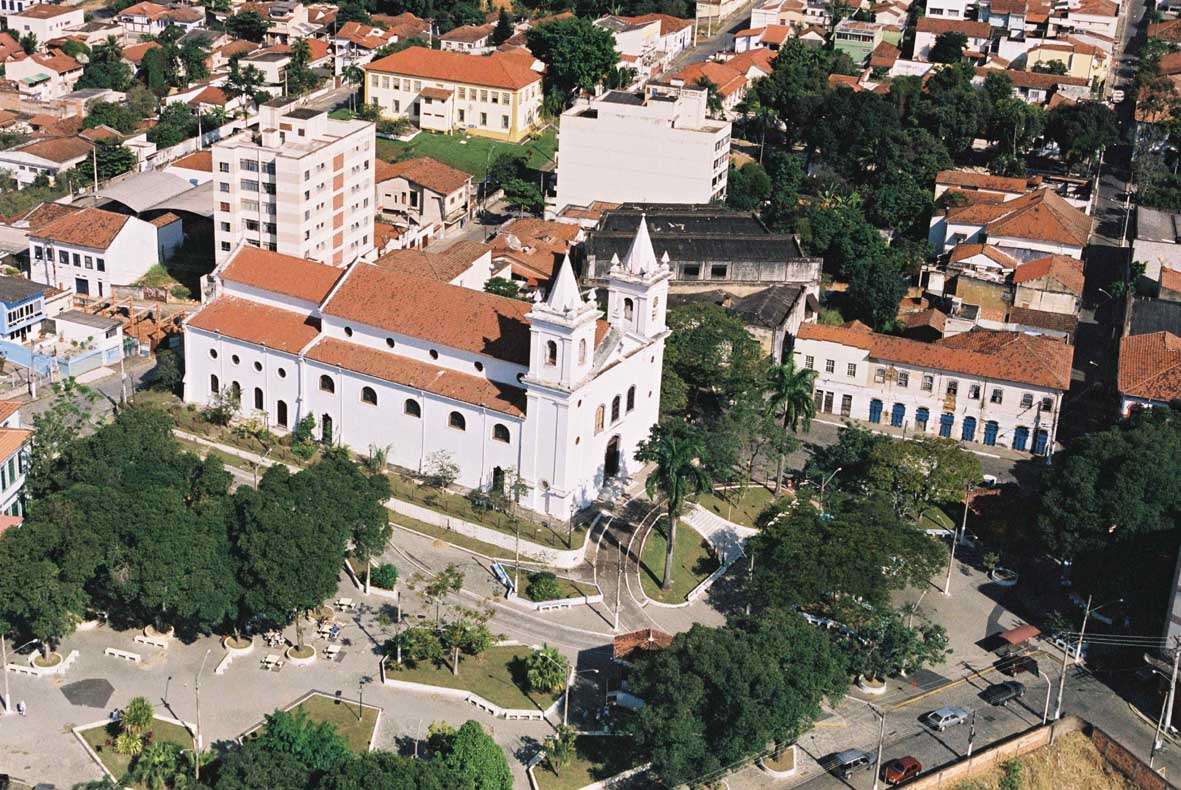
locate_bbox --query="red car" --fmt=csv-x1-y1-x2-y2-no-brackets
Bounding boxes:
880,756,922,784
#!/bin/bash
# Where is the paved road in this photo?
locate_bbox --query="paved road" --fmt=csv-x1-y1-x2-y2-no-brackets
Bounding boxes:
667,1,757,70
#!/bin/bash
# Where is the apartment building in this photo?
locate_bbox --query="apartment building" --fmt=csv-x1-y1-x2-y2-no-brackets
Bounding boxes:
555,86,731,212
0,401,30,519
211,100,376,267
794,322,1073,455
6,4,83,41
363,47,543,142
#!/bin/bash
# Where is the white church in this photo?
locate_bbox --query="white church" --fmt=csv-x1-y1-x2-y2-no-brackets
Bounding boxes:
182,218,672,521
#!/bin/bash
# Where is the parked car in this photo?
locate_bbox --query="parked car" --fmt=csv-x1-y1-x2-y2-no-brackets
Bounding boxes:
832,749,876,779
923,706,970,731
998,654,1039,676
1050,635,1085,662
982,681,1026,706
881,756,923,784
1112,88,1126,103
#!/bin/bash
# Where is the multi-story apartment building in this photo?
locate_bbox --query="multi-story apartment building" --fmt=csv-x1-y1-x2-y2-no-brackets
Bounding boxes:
554,85,731,212
211,99,376,267
6,3,83,41
793,322,1073,456
362,47,544,142
0,275,48,341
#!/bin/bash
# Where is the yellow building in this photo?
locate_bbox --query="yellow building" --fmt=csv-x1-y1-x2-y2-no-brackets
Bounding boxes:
363,47,544,142
1024,39,1107,83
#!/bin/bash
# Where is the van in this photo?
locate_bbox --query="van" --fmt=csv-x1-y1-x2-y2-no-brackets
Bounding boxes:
833,749,876,779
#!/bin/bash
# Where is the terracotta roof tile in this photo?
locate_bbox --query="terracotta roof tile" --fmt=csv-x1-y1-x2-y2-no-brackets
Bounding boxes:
0,427,31,461
869,41,900,68
188,86,228,106
1149,18,1181,42
366,48,541,90
797,323,1074,389
119,1,169,19
439,22,494,43
1161,267,1181,294
917,17,991,36
169,149,213,172
987,67,1088,89
187,296,321,353
0,400,21,424
220,246,345,304
32,207,128,248
1006,305,1078,334
379,156,471,194
1,201,80,229
1012,254,1084,295
666,60,746,96
13,136,92,164
375,241,489,282
949,243,1020,270
937,169,1039,194
490,217,580,285
14,4,79,18
1118,331,1181,402
621,12,693,34
149,212,181,228
613,628,673,660
323,266,534,364
947,188,1090,248
305,336,527,417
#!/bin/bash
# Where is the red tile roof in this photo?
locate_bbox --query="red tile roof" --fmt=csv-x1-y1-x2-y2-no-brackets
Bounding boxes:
622,12,693,34
187,296,321,353
949,243,1020,270
869,41,900,68
937,169,1039,194
376,241,489,282
0,427,31,462
337,20,397,49
1,201,80,229
14,136,93,164
0,400,20,424
1012,254,1085,295
169,149,213,172
366,48,542,90
946,189,1090,248
14,4,79,18
220,246,345,304
1161,267,1181,294
149,212,181,228
32,207,129,249
379,156,471,194
667,60,746,96
439,22,494,43
188,86,228,106
118,1,169,19
1119,331,1181,403
613,628,673,660
323,266,534,364
797,323,1074,390
917,17,991,36
305,336,527,416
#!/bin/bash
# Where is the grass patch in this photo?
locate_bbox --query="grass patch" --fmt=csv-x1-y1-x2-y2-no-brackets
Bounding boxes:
952,731,1133,790
290,692,379,753
919,506,956,532
639,517,719,604
392,516,514,558
694,485,777,528
532,576,598,601
79,718,193,785
388,644,559,712
328,108,355,120
534,735,638,790
176,437,255,473
376,127,557,178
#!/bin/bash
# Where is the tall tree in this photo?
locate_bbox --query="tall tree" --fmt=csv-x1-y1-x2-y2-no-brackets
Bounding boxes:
635,427,712,589
526,17,618,108
929,31,968,63
1045,101,1119,172
77,36,133,91
491,8,514,45
226,10,271,43
865,436,981,521
764,357,816,494
441,721,513,790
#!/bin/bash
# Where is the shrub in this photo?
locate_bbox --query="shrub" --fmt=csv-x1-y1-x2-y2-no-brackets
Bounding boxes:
370,562,398,590
525,572,562,602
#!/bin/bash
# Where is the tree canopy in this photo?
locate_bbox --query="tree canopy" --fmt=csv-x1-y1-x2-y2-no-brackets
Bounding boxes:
526,17,618,109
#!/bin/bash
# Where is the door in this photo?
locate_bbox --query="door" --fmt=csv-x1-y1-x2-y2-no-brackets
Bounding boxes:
321,414,333,444
890,403,905,427
983,421,999,446
961,416,976,442
869,399,883,424
604,435,621,478
277,400,288,428
939,413,953,437
491,466,505,493
915,407,929,432
1012,426,1028,452
1033,429,1049,455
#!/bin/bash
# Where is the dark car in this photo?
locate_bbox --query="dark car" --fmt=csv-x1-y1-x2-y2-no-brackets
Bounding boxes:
982,681,1026,706
881,756,922,784
998,655,1039,676
832,749,876,779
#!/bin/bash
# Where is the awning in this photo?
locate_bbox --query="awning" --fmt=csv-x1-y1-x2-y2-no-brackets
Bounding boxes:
998,624,1040,645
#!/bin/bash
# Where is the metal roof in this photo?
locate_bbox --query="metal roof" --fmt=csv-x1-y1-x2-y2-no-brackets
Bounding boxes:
146,180,214,218
98,171,195,213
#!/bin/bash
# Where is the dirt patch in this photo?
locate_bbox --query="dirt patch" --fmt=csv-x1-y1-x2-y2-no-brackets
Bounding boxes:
954,731,1136,790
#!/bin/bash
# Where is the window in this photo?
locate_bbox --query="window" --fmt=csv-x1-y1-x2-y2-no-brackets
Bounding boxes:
277,368,286,378
449,411,466,430
611,395,621,423
277,400,288,427
1021,393,1033,409
921,374,934,392
898,371,909,388
210,374,219,393
947,380,959,396
344,326,354,337
874,367,886,383
480,112,487,125
624,298,634,320
847,363,856,377
219,162,229,173
253,361,262,372
360,386,377,405
386,337,395,348
319,374,335,393
804,355,814,369
429,349,439,359
545,340,557,366
578,338,587,365
209,348,218,359
492,423,510,443
474,361,484,372
840,394,852,416
32,245,41,260
231,354,240,365
404,399,421,417
990,388,1003,404
682,264,701,278
825,359,835,373
501,115,509,129
968,384,981,400
626,386,636,412
594,405,605,433
96,258,105,272
710,264,728,279
58,249,67,263
1040,397,1053,411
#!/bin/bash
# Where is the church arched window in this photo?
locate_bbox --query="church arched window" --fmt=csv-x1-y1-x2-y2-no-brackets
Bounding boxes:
624,298,634,320
545,340,557,366
578,338,586,365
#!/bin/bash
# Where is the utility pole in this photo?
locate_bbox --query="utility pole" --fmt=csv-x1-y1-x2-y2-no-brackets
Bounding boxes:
1043,672,1053,724
91,147,98,194
1165,638,1181,737
872,704,885,790
1151,653,1176,770
613,539,622,632
945,484,970,596
967,709,977,757
745,548,755,617
513,518,520,595
194,648,210,781
1054,632,1071,720
1,632,9,716
1074,595,1093,666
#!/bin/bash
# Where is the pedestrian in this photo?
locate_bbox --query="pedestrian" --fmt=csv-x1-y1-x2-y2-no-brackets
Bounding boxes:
16,700,25,716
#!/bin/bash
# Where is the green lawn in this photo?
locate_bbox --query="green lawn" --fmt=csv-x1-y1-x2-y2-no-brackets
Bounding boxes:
387,644,560,712
290,692,379,753
919,506,956,532
639,517,719,604
79,718,193,785
694,485,777,528
526,574,598,601
534,735,639,790
376,127,557,178
392,516,513,559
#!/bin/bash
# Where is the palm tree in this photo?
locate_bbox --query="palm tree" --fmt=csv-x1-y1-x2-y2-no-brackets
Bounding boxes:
765,358,817,495
121,696,155,736
130,741,183,790
638,430,711,589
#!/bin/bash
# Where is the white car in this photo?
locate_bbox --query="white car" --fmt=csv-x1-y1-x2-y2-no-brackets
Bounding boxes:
924,706,970,731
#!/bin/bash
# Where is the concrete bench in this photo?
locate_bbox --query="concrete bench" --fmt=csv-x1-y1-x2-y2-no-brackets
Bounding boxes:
104,647,141,663
133,634,169,650
5,663,40,676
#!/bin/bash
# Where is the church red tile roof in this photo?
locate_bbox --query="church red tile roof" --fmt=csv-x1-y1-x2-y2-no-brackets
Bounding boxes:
186,297,321,353
220,246,344,304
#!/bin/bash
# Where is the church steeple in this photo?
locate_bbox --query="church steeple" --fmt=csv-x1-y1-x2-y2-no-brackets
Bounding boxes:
607,213,672,339
525,254,600,389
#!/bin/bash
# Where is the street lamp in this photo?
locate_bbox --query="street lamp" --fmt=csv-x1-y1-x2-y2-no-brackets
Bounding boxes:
818,467,842,516
944,482,974,597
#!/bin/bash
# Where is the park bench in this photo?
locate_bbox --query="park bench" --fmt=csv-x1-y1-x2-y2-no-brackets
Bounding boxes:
104,647,141,663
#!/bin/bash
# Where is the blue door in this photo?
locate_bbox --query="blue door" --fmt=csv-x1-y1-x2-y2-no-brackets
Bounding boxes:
891,403,905,427
915,407,929,432
1033,429,1049,455
939,413,953,437
869,399,883,424
1012,426,1029,451
983,421,999,446
962,416,977,442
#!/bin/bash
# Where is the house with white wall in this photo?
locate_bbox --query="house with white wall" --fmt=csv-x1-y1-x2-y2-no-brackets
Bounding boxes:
0,136,93,188
182,219,672,522
6,3,83,41
794,321,1073,455
375,155,473,243
929,188,1090,259
1118,331,1181,415
4,51,83,100
0,401,31,519
28,207,169,297
1011,255,1084,315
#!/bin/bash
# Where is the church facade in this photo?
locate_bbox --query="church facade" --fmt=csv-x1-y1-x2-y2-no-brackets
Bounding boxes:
182,220,671,521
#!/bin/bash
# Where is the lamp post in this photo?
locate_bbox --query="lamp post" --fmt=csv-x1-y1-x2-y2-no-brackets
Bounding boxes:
818,467,842,516
194,648,211,781
944,482,973,596
850,698,886,790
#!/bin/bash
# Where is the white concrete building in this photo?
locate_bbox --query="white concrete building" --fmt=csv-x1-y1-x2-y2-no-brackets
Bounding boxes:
926,0,972,19
794,322,1073,455
555,86,731,213
0,0,47,21
1134,206,1181,283
4,51,83,100
6,4,84,41
0,401,30,519
211,100,376,267
929,188,1090,260
28,206,166,297
182,219,671,521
